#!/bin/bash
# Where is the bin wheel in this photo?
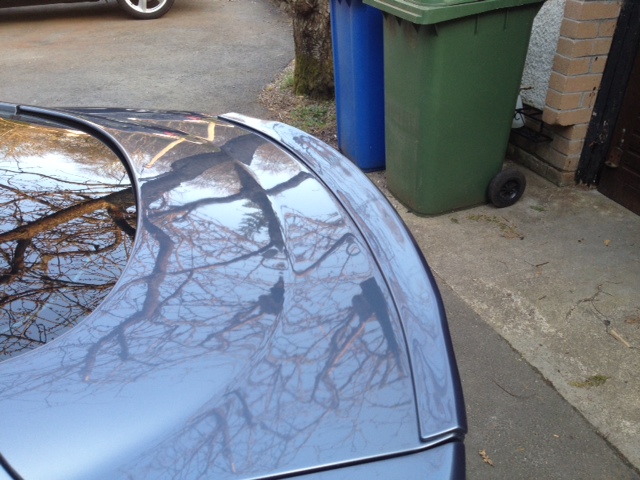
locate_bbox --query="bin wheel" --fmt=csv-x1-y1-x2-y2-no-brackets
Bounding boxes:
488,169,526,208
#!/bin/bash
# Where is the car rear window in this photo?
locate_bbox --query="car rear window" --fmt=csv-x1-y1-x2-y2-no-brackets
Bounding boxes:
0,115,136,360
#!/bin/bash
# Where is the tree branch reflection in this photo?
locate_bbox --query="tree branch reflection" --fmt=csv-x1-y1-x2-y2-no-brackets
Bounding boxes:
0,118,136,358
1,119,412,479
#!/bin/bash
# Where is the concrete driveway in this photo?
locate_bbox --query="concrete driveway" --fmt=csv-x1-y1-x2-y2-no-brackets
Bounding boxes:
0,0,293,116
369,167,640,479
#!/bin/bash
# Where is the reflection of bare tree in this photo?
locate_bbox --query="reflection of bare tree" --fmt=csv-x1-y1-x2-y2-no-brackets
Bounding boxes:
0,117,129,179
106,132,409,478
0,118,136,358
119,262,408,479
1,118,413,479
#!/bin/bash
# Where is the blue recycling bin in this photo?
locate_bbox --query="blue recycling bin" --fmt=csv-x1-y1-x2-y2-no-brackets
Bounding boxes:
330,0,385,171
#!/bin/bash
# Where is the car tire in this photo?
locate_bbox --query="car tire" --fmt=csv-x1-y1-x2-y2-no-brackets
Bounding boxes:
116,0,175,19
488,169,526,208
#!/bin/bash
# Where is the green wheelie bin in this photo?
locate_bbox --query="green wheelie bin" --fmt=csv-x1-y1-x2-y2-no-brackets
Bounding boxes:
363,0,544,215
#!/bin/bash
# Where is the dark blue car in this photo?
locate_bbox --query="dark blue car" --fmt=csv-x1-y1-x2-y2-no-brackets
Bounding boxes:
0,103,466,479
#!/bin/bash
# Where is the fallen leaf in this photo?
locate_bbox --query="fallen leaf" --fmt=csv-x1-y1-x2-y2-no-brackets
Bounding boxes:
479,450,494,467
604,239,611,247
625,315,640,325
570,374,609,388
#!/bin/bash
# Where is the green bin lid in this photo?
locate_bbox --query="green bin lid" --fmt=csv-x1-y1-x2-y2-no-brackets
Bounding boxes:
363,0,545,25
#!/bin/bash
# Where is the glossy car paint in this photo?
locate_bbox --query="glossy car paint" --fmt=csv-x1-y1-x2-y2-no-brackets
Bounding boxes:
0,115,135,359
0,104,465,479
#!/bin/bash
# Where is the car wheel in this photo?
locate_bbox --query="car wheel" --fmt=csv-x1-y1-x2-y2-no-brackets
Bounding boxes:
488,169,526,208
116,0,175,19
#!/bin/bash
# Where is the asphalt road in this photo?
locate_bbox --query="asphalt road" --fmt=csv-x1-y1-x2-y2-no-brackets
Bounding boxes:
0,0,293,116
1,1,638,478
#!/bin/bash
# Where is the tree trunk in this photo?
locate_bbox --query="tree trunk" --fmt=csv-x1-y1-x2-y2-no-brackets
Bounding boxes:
290,0,334,100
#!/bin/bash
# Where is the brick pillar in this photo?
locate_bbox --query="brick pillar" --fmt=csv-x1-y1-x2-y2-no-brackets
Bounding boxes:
510,0,622,186
543,0,621,183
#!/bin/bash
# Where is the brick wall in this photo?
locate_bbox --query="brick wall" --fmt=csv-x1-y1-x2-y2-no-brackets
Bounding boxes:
509,0,622,186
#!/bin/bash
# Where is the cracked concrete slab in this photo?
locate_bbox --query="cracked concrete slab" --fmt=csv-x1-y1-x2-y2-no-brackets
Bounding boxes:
440,280,639,478
369,162,640,469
